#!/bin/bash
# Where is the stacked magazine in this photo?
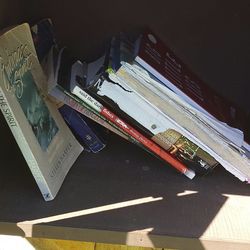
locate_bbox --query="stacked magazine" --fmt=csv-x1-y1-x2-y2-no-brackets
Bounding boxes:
41,20,250,182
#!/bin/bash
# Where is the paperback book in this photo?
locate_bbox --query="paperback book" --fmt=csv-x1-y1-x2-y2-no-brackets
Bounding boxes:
0,23,83,201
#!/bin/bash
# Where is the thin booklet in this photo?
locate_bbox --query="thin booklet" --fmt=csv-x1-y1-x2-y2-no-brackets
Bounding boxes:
0,23,83,201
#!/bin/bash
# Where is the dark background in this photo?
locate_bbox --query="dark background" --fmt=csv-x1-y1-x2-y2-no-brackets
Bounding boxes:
1,1,250,248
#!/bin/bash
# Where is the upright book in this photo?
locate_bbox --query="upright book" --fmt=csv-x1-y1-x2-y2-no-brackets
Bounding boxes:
0,23,83,201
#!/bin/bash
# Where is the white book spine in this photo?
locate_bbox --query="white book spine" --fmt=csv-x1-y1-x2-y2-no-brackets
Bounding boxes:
71,85,103,113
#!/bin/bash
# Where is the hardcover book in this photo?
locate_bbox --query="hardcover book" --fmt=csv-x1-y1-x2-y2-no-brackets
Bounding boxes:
0,23,83,201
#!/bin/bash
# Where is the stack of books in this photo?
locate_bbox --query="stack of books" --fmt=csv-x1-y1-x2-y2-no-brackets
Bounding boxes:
1,19,250,201
43,19,250,181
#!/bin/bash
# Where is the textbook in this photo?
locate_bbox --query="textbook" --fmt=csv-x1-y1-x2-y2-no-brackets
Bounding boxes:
0,23,83,201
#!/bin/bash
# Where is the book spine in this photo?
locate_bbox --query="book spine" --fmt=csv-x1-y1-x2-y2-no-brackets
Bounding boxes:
0,88,53,201
71,84,195,179
59,105,106,153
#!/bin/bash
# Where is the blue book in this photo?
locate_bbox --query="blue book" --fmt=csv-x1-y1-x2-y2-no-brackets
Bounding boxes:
31,18,57,62
59,105,107,153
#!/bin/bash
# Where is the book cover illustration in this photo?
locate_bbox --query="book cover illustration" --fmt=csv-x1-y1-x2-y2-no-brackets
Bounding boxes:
1,49,59,151
156,129,217,175
0,23,83,201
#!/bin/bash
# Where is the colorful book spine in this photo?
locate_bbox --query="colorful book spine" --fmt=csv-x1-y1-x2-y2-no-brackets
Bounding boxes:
59,105,107,153
51,83,129,141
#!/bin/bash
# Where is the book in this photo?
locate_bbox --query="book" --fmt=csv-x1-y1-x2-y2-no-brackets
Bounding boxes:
110,31,247,150
110,63,250,182
59,104,107,153
0,23,83,201
132,29,250,149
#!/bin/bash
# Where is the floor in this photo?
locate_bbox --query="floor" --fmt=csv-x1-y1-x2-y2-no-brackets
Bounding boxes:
0,235,167,250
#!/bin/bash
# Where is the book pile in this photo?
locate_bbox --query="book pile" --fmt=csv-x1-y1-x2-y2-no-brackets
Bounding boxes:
1,19,250,200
